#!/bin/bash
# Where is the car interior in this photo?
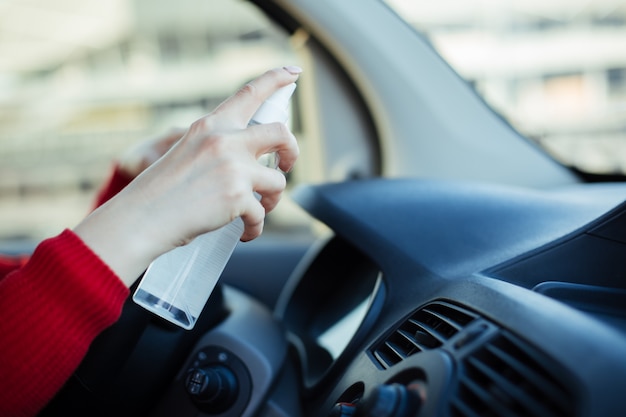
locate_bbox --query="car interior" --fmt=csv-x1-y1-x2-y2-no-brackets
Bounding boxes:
2,0,626,416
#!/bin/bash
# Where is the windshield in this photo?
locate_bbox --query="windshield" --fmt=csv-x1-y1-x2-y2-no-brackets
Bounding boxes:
384,0,626,176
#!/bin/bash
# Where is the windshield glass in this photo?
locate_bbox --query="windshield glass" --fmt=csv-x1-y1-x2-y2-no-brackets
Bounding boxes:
384,0,626,175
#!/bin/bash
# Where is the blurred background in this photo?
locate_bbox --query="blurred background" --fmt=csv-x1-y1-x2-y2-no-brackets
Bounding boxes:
388,0,626,174
1,0,626,243
0,0,300,242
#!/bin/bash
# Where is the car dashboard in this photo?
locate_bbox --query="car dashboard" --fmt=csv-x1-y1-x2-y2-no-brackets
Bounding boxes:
274,178,626,417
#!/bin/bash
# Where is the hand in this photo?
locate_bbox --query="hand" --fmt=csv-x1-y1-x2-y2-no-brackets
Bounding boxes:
74,66,302,286
116,128,186,179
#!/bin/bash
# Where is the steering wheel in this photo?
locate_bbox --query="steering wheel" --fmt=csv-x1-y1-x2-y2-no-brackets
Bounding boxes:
40,283,228,417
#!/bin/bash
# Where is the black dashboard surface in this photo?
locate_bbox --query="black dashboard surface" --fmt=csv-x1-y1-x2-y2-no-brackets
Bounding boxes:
289,178,626,416
293,178,626,279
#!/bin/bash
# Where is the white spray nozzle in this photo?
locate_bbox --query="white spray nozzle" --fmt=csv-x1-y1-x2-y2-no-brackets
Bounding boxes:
250,83,296,125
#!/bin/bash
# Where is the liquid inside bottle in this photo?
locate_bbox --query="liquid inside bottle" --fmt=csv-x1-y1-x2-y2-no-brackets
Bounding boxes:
133,218,243,329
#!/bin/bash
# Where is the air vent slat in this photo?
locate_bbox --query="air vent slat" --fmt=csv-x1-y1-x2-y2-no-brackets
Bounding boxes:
449,396,482,417
467,356,555,417
399,325,441,349
420,308,464,332
372,350,396,368
395,329,426,351
450,333,576,417
372,332,424,368
424,302,477,325
457,372,519,417
406,317,448,345
385,340,410,360
371,301,476,369
486,341,571,411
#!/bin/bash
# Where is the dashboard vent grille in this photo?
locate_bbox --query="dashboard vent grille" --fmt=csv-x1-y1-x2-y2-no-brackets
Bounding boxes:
372,301,476,368
449,331,575,417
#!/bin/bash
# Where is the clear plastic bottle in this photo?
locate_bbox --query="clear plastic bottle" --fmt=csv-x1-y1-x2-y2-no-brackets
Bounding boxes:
133,83,297,329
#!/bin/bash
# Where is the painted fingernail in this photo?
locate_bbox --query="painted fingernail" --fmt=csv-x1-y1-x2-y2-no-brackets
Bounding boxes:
283,65,303,75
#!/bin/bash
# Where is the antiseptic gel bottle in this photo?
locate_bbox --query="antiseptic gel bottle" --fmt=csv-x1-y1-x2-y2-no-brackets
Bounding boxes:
133,83,297,329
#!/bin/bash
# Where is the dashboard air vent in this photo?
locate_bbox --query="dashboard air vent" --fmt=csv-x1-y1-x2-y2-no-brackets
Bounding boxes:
449,331,575,417
372,301,476,368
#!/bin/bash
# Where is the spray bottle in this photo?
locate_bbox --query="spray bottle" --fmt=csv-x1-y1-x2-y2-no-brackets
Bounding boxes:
133,83,296,329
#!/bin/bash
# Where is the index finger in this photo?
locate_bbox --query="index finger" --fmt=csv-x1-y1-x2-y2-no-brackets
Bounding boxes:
213,66,302,127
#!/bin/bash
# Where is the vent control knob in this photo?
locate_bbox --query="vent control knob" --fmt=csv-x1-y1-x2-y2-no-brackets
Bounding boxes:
355,383,423,417
185,365,238,413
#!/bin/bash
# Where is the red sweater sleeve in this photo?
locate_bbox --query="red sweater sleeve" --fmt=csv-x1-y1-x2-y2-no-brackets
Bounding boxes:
93,164,135,209
0,253,28,278
0,229,129,417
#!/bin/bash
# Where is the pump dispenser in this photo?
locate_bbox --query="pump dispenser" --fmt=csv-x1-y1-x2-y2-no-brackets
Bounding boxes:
250,82,295,125
133,83,297,329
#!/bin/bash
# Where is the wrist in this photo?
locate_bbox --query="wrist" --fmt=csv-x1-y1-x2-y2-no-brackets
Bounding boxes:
74,188,167,287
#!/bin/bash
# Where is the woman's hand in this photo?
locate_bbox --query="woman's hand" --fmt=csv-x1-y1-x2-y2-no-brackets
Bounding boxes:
74,66,302,286
116,128,186,179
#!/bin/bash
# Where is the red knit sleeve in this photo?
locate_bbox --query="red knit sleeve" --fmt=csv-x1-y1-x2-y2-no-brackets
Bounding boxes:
0,229,129,417
93,164,135,209
0,253,28,278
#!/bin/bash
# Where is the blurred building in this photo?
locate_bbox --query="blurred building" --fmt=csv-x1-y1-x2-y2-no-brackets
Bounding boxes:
390,0,626,173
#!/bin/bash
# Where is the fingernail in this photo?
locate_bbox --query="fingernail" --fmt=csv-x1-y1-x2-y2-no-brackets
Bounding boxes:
283,65,303,75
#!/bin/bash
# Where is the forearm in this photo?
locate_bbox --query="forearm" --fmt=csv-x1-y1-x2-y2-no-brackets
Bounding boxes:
75,180,169,287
